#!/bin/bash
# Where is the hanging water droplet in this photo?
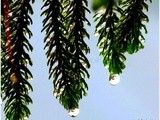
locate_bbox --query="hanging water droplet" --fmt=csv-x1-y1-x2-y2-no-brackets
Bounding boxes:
68,108,79,117
109,74,120,86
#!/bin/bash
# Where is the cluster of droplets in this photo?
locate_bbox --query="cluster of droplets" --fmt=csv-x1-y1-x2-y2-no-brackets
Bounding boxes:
109,73,120,86
68,108,80,117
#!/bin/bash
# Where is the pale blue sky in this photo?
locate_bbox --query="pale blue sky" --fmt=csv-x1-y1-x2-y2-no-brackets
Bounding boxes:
1,0,159,120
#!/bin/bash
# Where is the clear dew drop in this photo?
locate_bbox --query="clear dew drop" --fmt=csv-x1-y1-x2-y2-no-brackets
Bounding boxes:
109,74,120,86
68,108,79,117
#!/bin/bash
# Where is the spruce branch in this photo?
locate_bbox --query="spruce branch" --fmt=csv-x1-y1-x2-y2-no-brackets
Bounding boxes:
93,0,151,74
63,0,91,110
41,0,90,112
94,0,125,74
116,0,152,54
1,0,34,120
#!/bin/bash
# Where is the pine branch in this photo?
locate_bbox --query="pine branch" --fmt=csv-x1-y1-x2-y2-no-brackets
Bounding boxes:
41,0,90,113
116,0,151,54
94,0,151,74
1,0,34,120
61,0,90,110
94,1,125,74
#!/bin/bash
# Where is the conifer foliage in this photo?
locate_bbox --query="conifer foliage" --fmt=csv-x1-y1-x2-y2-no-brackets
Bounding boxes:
94,0,152,74
1,0,152,119
41,0,90,111
1,0,34,119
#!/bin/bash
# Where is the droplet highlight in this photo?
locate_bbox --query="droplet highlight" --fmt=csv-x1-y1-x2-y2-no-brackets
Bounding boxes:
109,74,120,86
68,108,79,117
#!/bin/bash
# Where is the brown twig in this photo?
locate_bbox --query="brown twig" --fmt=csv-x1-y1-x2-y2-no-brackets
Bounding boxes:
3,0,13,65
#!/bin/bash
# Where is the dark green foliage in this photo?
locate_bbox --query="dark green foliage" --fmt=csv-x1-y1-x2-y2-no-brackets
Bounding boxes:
1,0,34,120
116,0,150,54
92,0,111,11
94,0,152,74
41,0,90,110
1,0,152,119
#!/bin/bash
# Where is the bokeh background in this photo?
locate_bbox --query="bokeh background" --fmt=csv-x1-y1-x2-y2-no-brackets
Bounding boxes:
1,0,159,120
